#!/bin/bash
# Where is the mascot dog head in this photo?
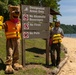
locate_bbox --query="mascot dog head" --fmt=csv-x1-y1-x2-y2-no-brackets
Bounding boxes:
8,5,20,23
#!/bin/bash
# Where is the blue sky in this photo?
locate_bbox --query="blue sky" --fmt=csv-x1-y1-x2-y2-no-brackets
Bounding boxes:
58,0,76,25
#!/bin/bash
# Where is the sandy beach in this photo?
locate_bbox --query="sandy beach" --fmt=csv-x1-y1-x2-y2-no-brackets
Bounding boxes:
58,37,76,75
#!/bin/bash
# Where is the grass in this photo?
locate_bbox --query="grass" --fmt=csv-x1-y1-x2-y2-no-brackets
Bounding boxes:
0,30,65,75
23,68,46,75
25,39,46,64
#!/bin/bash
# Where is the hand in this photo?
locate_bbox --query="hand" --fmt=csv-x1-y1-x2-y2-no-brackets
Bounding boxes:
61,35,64,38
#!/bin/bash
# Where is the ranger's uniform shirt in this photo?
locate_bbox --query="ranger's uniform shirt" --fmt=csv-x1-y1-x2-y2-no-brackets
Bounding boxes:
50,27,64,44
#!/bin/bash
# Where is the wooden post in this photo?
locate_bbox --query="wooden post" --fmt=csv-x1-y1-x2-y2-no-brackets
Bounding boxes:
21,39,25,67
46,38,49,65
21,0,24,4
21,4,25,67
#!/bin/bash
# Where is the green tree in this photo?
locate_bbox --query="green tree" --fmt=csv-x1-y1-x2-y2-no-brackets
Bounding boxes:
0,0,61,21
22,0,61,21
8,0,20,5
60,24,76,34
0,0,9,21
22,0,61,12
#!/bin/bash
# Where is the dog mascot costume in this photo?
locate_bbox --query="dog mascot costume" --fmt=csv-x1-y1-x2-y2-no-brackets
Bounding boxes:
3,5,23,74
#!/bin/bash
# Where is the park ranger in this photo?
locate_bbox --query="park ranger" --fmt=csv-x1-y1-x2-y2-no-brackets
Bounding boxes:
50,21,64,66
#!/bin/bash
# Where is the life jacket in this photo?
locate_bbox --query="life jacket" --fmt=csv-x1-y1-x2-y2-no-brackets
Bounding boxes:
52,34,62,44
5,20,21,39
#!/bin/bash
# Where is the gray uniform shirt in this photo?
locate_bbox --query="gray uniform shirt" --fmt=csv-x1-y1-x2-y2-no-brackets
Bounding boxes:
50,27,64,38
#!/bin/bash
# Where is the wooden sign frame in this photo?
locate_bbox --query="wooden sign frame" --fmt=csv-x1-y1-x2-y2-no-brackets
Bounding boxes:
21,4,50,67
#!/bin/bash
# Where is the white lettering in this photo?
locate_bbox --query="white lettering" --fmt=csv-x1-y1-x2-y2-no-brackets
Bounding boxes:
29,15,33,17
34,15,45,18
29,32,33,34
34,32,40,34
30,6,45,10
30,10,37,13
38,10,44,14
34,23,41,26
30,23,33,26
30,18,43,22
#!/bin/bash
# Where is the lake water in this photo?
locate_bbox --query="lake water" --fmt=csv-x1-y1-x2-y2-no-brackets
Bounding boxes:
64,34,76,38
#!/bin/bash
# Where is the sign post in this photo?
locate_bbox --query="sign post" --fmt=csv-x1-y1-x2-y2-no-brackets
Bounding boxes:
21,5,50,66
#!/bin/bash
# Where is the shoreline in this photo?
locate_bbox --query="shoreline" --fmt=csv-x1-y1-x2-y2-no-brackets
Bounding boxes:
58,37,76,75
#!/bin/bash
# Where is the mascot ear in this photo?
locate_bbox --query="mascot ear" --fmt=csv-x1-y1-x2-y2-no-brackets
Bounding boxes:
8,5,12,12
16,6,20,11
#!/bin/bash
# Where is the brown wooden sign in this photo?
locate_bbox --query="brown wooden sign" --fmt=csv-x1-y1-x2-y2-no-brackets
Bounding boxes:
22,5,50,15
22,22,50,30
21,5,50,23
21,5,50,39
23,31,50,39
21,5,50,66
22,14,49,22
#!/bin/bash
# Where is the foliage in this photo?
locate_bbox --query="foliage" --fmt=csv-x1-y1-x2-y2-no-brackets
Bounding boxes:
0,0,61,21
60,24,76,34
8,0,21,5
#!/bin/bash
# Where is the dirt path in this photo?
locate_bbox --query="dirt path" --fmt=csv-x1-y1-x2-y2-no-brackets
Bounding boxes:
58,37,76,75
